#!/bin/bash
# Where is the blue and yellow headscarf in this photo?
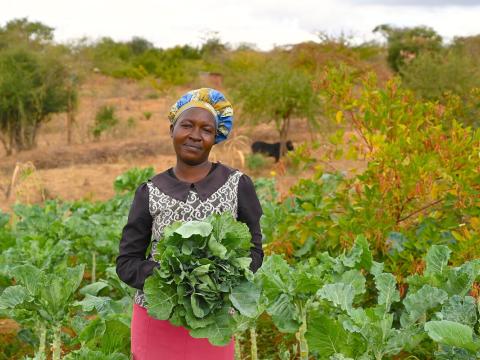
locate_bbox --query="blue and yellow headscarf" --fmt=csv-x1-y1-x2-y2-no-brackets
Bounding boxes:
168,88,233,144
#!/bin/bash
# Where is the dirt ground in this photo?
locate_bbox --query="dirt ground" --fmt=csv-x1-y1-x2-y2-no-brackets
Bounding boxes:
0,74,366,212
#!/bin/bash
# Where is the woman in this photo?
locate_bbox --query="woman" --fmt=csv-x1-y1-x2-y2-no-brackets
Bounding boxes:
116,88,264,360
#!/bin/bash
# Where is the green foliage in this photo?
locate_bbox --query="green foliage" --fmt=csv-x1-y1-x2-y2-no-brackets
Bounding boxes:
246,153,267,171
91,105,119,139
88,37,202,86
401,49,480,101
144,213,261,346
64,348,128,360
0,18,54,47
126,116,136,128
142,111,152,120
0,47,73,154
400,48,480,128
374,24,443,72
313,66,478,270
232,59,321,148
285,141,319,174
0,19,77,155
113,166,155,194
0,264,84,359
253,177,278,206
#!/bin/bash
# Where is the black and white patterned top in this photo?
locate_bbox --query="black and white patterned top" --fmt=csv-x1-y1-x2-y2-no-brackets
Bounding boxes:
116,162,264,308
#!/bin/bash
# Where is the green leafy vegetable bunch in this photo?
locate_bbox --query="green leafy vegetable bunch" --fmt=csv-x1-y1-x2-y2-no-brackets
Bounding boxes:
144,212,261,346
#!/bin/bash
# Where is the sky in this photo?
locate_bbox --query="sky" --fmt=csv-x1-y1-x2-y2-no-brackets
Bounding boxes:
2,0,480,50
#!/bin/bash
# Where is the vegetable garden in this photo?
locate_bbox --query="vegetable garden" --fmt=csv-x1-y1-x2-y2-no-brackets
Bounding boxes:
1,66,479,359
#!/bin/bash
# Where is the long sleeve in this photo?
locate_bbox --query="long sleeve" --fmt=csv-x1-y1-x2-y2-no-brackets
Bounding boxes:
116,183,158,290
237,174,264,273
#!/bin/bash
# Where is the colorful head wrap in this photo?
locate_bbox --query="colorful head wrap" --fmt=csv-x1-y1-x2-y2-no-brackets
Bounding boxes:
168,88,233,144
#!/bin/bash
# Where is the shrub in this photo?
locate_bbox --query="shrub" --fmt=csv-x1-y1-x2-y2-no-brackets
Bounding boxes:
143,111,152,120
91,106,118,140
126,116,136,128
246,153,267,171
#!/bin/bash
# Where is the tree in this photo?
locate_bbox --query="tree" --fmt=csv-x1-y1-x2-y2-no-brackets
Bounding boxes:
373,24,443,72
400,49,480,101
231,60,321,156
0,18,54,50
127,36,153,55
399,40,480,128
0,48,72,154
0,19,77,154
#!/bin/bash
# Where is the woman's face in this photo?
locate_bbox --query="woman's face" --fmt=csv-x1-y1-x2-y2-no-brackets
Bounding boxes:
170,107,216,165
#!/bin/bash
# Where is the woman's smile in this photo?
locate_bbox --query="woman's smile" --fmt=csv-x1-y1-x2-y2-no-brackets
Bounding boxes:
183,143,202,151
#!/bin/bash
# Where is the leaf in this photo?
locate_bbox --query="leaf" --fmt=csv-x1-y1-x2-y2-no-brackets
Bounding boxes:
174,221,213,238
401,285,448,326
229,281,261,318
306,310,356,357
294,236,316,258
231,257,252,271
40,265,84,320
257,255,291,300
63,265,85,299
340,270,366,296
425,320,480,353
78,317,106,344
0,285,29,309
189,306,235,346
191,293,210,318
317,283,355,312
211,212,251,251
440,295,477,327
425,245,451,276
375,273,400,312
370,261,384,277
445,260,480,296
80,282,110,296
12,264,43,296
267,293,300,333
208,236,227,259
342,235,372,270
144,274,177,320
74,294,113,317
184,304,215,329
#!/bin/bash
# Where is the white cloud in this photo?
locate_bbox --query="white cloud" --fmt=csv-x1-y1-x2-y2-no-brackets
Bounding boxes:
1,0,479,50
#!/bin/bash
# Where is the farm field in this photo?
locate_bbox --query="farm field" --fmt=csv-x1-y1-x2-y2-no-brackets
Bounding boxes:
0,18,480,360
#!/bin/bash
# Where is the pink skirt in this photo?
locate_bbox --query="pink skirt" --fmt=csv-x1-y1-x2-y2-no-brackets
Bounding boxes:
131,303,235,360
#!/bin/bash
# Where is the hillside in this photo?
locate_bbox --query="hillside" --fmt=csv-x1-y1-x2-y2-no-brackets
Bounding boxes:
0,74,366,212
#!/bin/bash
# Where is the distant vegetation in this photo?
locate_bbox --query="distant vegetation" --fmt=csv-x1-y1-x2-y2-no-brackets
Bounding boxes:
1,18,480,360
0,18,480,157
0,19,77,155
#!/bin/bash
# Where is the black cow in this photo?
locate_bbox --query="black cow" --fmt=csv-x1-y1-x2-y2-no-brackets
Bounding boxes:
251,140,294,162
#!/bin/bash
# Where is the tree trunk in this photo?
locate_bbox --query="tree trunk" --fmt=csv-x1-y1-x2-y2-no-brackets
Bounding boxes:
279,117,291,158
8,120,14,156
24,120,38,150
0,133,12,156
66,99,75,145
13,122,25,152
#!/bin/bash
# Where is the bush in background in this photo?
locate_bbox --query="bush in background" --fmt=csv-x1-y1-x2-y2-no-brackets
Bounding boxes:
91,106,119,140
